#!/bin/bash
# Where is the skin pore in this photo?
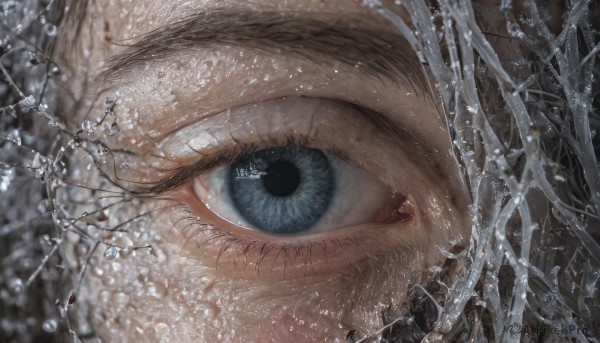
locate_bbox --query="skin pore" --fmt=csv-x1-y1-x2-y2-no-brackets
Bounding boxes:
60,0,472,341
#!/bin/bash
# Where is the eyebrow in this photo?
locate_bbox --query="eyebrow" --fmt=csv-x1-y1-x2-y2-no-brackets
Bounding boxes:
98,8,427,91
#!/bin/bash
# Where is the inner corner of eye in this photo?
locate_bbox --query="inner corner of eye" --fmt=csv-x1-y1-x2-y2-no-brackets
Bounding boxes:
190,145,414,236
371,192,416,225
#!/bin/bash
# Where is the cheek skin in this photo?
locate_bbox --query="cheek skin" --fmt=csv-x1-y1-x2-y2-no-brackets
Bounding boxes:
86,248,417,342
81,189,461,342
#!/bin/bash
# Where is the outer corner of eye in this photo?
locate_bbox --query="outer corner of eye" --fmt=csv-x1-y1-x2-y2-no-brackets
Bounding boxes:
189,145,415,237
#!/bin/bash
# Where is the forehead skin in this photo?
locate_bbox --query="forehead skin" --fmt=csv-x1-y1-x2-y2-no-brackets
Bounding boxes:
63,0,472,341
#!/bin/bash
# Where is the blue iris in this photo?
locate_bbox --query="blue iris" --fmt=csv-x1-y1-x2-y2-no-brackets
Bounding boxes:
227,146,335,234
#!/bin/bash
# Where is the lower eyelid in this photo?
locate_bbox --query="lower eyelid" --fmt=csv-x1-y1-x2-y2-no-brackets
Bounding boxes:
166,182,420,281
171,207,417,281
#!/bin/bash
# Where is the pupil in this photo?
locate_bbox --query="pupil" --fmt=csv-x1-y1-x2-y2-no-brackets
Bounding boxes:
261,160,301,197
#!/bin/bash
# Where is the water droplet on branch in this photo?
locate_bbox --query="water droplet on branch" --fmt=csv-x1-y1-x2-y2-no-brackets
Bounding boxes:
7,129,21,145
42,319,57,333
18,95,35,111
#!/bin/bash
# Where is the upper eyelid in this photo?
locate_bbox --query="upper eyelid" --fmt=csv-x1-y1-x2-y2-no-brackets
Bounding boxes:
131,94,435,197
135,133,347,195
97,8,428,95
132,95,415,196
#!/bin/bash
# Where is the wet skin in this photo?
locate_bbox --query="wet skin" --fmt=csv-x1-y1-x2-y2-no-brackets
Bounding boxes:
61,0,472,341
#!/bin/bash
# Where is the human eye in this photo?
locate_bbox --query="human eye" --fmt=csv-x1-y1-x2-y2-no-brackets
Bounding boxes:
136,96,418,278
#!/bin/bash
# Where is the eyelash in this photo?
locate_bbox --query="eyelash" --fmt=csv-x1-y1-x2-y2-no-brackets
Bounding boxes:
170,204,376,275
134,132,349,195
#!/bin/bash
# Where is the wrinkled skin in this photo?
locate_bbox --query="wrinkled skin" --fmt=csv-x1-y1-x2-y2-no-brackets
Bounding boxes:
60,0,474,341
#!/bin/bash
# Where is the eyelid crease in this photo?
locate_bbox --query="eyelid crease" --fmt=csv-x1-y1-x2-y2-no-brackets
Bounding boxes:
135,133,348,195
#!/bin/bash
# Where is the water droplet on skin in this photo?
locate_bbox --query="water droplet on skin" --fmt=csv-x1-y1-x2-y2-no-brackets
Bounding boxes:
203,307,215,318
154,323,170,337
104,246,119,260
111,262,123,272
105,122,118,136
102,276,116,287
114,291,130,305
151,246,167,264
42,318,57,333
93,266,104,276
99,290,111,304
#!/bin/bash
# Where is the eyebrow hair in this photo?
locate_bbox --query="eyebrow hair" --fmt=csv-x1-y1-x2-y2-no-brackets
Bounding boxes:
98,9,427,92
